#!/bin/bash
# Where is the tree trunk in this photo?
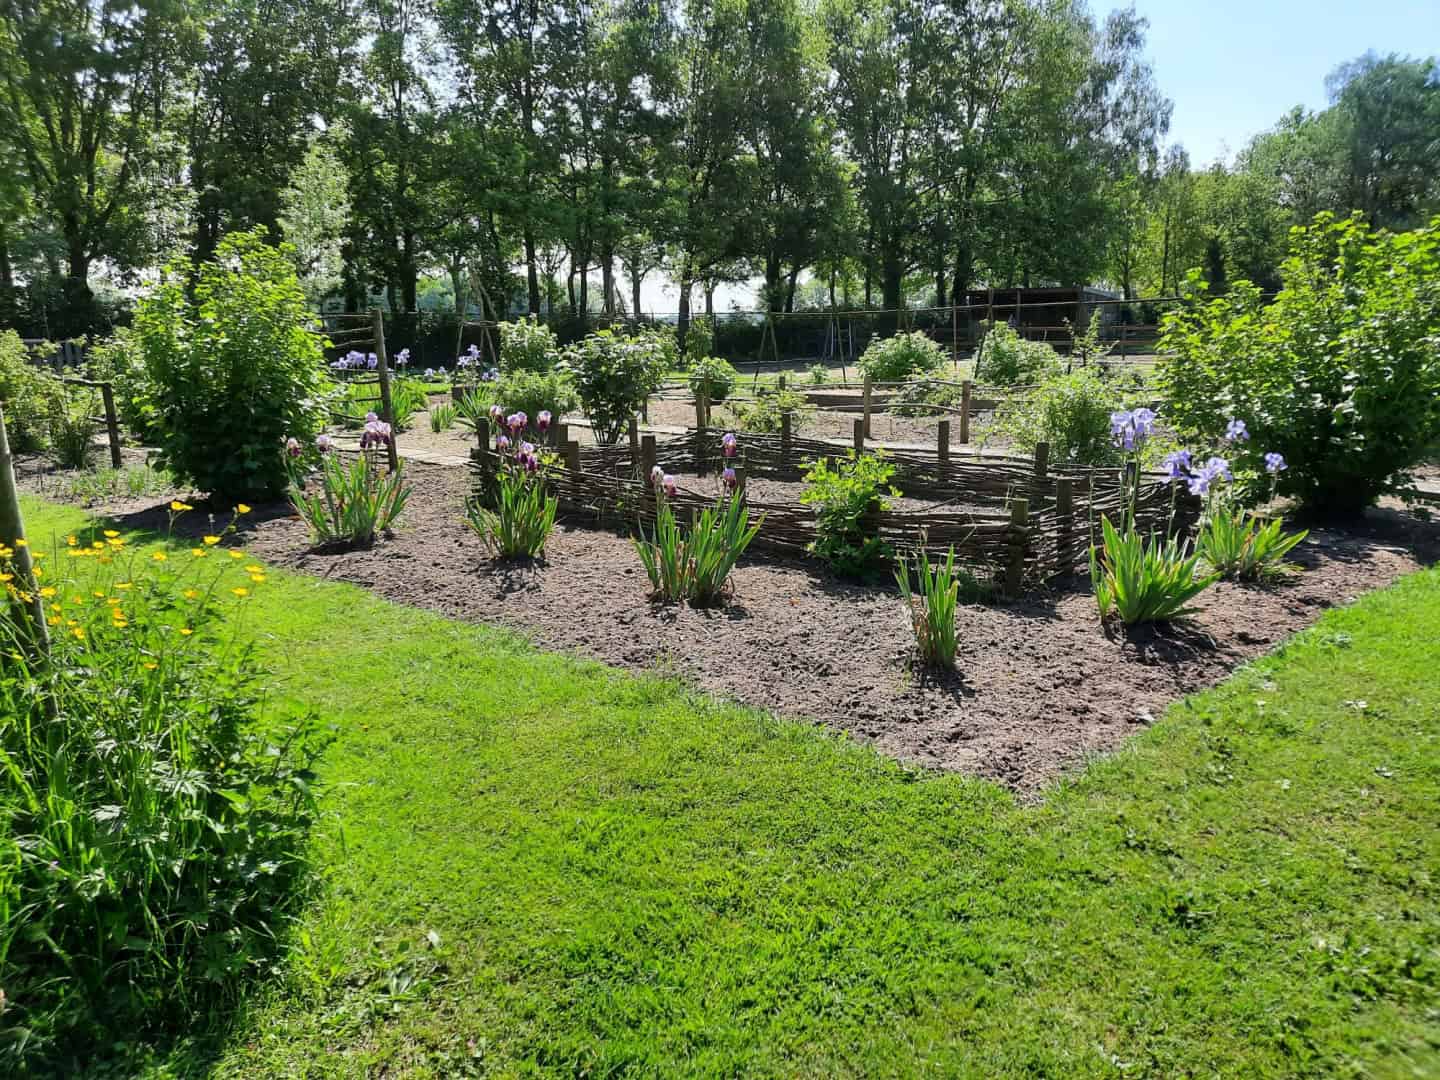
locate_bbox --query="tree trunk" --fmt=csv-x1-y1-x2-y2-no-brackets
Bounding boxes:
704,284,714,317
677,264,693,352
880,245,903,334
630,266,643,320
784,267,799,313
524,228,541,314
0,227,13,293
764,248,782,312
601,245,615,316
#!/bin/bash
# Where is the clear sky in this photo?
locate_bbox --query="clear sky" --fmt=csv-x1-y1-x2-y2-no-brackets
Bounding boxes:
1105,0,1440,166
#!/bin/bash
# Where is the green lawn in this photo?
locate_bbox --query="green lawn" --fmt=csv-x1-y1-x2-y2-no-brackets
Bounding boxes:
22,497,1440,1077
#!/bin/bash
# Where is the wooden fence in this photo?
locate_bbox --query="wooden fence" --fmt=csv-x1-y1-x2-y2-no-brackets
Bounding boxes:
468,419,1194,592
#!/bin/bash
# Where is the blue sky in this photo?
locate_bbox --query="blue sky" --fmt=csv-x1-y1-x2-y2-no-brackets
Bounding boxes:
1105,0,1440,165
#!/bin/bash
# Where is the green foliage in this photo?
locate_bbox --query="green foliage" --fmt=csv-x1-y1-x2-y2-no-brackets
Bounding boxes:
688,356,739,404
800,451,899,577
287,450,409,548
975,323,1060,385
683,317,714,365
890,376,964,418
1089,515,1218,625
733,386,812,434
466,464,557,559
498,315,561,374
0,527,326,1069
84,328,156,442
1196,509,1309,580
895,546,960,667
63,462,175,506
49,395,99,468
991,367,1118,465
807,363,829,385
0,331,65,451
429,401,458,433
633,493,761,607
857,331,945,384
333,378,427,433
564,330,668,445
130,229,330,502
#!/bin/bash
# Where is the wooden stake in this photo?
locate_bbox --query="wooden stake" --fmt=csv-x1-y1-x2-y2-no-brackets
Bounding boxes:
0,403,50,655
1055,477,1075,574
553,421,568,449
853,417,865,455
628,416,640,466
937,419,950,465
696,384,710,475
780,410,792,460
1033,441,1050,483
1005,496,1030,596
99,381,122,468
862,374,873,438
564,439,581,478
372,309,400,473
960,380,972,444
641,434,657,479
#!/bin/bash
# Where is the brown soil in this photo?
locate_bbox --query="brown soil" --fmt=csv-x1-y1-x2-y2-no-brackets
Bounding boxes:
27,455,1437,796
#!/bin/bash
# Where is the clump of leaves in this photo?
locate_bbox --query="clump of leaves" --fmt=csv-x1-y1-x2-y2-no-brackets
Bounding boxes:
49,397,99,469
858,331,946,384
287,433,409,548
688,356,739,404
733,386,812,433
466,438,558,559
807,363,829,385
1196,510,1308,580
976,322,1060,385
801,451,899,577
430,401,458,433
891,376,965,418
989,367,1118,465
1089,515,1218,625
634,489,761,607
498,315,561,373
564,330,668,445
896,546,961,668
0,330,65,451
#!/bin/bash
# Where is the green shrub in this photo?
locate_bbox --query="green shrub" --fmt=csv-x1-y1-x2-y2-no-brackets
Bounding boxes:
130,229,330,503
895,546,961,668
1160,212,1440,514
891,377,965,418
0,523,326,1068
564,330,668,445
733,386,812,434
688,356,739,404
49,397,99,468
976,323,1059,385
1196,509,1308,580
634,488,761,607
857,331,946,384
801,451,899,577
1089,516,1217,625
990,367,1118,465
491,370,578,430
683,317,714,366
807,363,829,385
0,330,65,451
498,315,561,373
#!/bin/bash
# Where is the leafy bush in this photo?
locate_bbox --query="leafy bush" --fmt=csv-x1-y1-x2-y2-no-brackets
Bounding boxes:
891,377,965,418
1160,212,1440,514
0,330,65,451
430,401,458,433
990,367,1118,465
895,546,961,668
857,331,945,384
49,397,99,468
286,432,409,547
564,330,668,445
976,323,1060,385
635,324,682,372
333,378,427,433
801,452,899,577
634,488,761,607
688,356,739,404
0,521,326,1068
130,229,330,503
466,441,558,559
733,386,812,434
498,315,561,373
1089,516,1217,625
492,369,578,428
683,317,714,365
807,363,829,385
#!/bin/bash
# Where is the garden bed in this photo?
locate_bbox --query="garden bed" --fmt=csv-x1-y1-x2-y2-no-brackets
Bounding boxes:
30,457,1437,795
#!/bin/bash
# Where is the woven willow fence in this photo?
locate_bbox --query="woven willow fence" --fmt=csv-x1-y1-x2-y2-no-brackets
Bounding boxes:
469,418,1195,592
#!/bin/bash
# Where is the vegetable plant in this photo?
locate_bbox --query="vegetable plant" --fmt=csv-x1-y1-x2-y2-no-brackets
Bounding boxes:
801,451,899,577
498,315,561,373
857,331,945,384
976,322,1059,385
734,386,812,433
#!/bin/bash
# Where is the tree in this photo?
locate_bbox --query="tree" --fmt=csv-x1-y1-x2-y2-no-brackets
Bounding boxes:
279,126,353,305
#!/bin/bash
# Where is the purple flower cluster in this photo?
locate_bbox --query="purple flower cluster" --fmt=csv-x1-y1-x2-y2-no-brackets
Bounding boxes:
1186,456,1231,496
316,433,334,454
722,466,738,491
1225,418,1249,444
650,465,678,497
286,436,302,458
360,412,393,449
332,350,379,371
721,432,738,458
1110,407,1156,452
1264,452,1287,474
1165,419,1288,495
456,346,500,382
394,348,410,368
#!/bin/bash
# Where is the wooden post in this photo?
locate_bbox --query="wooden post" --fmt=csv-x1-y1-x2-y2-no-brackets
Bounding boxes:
0,403,50,654
641,434,657,480
564,439,581,478
853,417,865,455
553,421,568,450
1005,496,1030,596
696,383,709,475
733,464,746,497
1033,441,1050,483
862,374,873,438
99,381,122,468
780,410,792,460
628,416,640,468
372,308,400,473
777,373,786,391
475,416,489,450
937,419,950,465
1056,477,1075,574
959,380,972,444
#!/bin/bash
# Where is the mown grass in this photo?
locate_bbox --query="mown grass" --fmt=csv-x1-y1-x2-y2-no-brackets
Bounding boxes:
20,496,1440,1077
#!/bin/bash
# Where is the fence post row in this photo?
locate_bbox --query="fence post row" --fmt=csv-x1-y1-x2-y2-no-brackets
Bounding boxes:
372,308,401,474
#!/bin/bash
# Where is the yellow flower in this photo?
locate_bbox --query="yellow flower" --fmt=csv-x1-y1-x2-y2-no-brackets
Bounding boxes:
104,530,119,539
40,587,56,598
115,582,132,590
32,567,43,578
107,538,124,548
191,548,208,558
170,501,193,512
93,590,105,598
179,627,194,636
244,565,264,574
183,589,200,600
71,627,85,640
112,619,128,629
144,661,158,670
249,574,266,584
237,504,252,514
228,551,244,560
47,615,62,627
66,535,78,547
231,587,249,598
0,574,11,584
152,552,167,562
91,540,105,550
13,538,26,547
203,535,221,546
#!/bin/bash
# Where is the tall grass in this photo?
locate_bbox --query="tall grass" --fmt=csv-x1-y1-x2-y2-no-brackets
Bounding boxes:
895,546,962,667
634,493,761,607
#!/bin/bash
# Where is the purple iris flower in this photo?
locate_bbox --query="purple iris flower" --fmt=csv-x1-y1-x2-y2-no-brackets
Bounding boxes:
367,353,379,371
496,434,511,452
489,404,505,424
1225,419,1249,443
1204,456,1232,482
662,474,678,497
650,465,664,489
1163,449,1191,482
1130,408,1156,437
315,434,334,454
722,466,738,490
508,411,527,434
286,436,302,458
1109,410,1132,437
395,348,410,367
360,417,392,449
1264,452,1287,474
721,432,738,458
537,410,552,431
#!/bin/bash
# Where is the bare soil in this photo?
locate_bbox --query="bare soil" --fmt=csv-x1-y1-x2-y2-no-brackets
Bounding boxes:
24,453,1437,796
